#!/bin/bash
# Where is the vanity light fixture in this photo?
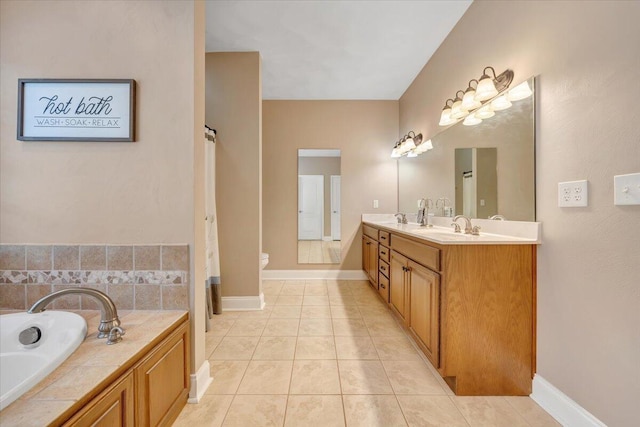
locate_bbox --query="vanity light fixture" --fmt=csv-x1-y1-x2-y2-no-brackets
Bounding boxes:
390,132,428,158
461,80,482,111
450,91,469,120
413,138,433,154
438,66,515,127
438,99,457,126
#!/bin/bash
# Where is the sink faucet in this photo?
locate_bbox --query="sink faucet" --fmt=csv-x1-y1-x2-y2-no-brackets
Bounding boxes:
394,213,408,224
452,215,472,233
489,214,506,221
417,198,433,227
436,197,451,217
28,288,125,343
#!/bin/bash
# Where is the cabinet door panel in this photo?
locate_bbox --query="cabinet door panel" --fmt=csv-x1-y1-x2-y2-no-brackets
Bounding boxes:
136,323,189,427
64,372,134,427
409,260,440,367
389,251,408,322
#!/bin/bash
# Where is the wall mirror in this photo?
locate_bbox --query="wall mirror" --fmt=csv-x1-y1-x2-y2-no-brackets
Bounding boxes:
298,149,341,264
399,76,535,221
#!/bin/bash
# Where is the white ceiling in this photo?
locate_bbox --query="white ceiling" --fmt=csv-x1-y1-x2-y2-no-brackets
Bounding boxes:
205,1,472,100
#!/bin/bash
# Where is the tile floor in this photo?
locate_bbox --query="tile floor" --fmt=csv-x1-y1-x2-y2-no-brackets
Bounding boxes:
173,280,560,427
297,241,341,264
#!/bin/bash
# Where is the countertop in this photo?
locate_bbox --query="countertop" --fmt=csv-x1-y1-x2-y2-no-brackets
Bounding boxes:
0,309,188,426
363,214,541,245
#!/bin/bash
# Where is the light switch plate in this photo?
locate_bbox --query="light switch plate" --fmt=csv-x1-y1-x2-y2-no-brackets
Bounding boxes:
558,180,588,207
614,173,640,205
373,199,379,209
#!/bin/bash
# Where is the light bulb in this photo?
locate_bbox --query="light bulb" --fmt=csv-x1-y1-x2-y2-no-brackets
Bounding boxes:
439,108,456,126
403,136,416,152
461,89,481,110
463,113,482,126
450,99,468,119
407,150,418,158
391,146,401,158
491,95,512,111
507,81,532,101
475,104,495,119
422,139,433,151
475,76,498,101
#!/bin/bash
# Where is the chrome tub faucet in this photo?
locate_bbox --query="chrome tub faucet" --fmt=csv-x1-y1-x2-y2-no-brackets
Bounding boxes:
28,288,125,344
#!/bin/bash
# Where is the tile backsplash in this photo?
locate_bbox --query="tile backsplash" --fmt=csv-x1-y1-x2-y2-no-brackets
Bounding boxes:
0,244,189,311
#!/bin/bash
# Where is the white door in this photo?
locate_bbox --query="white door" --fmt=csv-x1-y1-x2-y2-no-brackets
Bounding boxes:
298,175,324,240
330,175,341,240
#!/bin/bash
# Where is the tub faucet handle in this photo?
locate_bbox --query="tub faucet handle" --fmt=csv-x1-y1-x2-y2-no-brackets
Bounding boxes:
106,326,125,345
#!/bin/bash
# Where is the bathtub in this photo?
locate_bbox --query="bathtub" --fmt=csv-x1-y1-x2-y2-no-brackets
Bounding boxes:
0,311,87,411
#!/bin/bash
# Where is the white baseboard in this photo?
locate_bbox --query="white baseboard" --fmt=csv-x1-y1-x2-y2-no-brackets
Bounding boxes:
530,374,607,427
262,270,367,280
187,360,212,403
222,293,265,311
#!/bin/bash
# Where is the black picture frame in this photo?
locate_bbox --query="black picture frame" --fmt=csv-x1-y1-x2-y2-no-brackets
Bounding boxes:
17,79,136,142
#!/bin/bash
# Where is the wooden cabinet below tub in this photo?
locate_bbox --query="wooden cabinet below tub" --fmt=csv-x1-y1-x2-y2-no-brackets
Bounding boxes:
62,314,190,427
362,222,536,396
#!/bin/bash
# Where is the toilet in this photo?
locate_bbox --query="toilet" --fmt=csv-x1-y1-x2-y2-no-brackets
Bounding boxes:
261,252,269,269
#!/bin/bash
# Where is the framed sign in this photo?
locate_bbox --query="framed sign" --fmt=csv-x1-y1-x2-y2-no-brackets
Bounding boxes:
17,79,136,142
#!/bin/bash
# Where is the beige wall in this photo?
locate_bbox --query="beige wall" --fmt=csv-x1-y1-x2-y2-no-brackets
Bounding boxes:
399,1,640,425
263,101,398,270
0,0,206,377
298,156,341,236
205,53,262,297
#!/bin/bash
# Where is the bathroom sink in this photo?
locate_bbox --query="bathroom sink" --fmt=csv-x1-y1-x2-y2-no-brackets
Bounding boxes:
410,228,477,241
0,311,87,410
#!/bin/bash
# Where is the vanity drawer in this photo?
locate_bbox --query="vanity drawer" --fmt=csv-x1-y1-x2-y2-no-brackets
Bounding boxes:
379,259,390,278
378,245,390,263
378,273,389,303
391,234,440,272
363,224,379,240
378,231,390,246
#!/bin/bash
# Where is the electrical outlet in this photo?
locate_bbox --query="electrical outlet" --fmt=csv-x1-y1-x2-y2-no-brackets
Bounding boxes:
558,180,588,207
373,199,379,209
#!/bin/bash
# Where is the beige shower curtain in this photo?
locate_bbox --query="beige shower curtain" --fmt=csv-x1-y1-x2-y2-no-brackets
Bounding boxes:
205,127,222,329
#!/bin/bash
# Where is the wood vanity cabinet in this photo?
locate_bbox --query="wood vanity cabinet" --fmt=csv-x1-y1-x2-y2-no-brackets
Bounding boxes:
362,223,536,396
362,225,379,288
62,316,190,427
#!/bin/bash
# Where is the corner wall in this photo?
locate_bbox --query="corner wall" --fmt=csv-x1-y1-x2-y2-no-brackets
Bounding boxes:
205,53,262,298
399,1,640,425
263,101,399,270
